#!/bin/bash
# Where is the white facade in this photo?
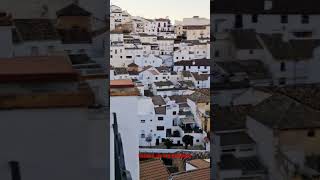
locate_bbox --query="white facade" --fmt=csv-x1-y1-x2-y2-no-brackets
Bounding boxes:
134,54,163,67
110,95,140,180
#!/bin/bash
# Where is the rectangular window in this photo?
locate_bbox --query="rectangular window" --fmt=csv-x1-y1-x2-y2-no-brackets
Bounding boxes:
214,50,220,57
141,134,145,138
252,14,258,23
302,15,309,24
279,77,286,85
280,62,286,72
281,15,288,24
141,120,145,123
158,117,164,121
157,126,165,131
173,111,176,115
31,46,39,56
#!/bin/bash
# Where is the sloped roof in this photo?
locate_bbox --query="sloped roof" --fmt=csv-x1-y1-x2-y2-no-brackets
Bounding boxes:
170,167,210,180
249,94,320,130
188,159,210,169
140,159,169,180
56,3,91,17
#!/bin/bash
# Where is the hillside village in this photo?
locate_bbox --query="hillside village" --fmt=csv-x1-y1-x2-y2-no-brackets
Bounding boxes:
110,4,211,180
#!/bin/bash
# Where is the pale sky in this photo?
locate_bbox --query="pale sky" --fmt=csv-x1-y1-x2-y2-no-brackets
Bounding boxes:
111,0,210,22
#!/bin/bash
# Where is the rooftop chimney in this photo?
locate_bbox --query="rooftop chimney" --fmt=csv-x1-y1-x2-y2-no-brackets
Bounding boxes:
264,0,273,10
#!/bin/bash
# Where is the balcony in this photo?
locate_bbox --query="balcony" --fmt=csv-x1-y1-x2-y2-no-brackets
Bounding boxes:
179,124,203,134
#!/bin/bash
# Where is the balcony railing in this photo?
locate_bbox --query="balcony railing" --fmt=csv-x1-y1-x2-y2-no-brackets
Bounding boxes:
113,113,132,180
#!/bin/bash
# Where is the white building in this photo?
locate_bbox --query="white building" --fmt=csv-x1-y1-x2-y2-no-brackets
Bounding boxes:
134,54,163,67
110,79,141,180
174,59,211,74
0,56,108,180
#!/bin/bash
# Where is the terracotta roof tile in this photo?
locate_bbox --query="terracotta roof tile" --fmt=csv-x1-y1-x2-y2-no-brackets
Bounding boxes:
171,167,210,180
188,159,210,169
0,56,78,82
140,159,169,180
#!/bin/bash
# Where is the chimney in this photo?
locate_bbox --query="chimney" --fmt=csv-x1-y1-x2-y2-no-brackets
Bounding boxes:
264,0,273,10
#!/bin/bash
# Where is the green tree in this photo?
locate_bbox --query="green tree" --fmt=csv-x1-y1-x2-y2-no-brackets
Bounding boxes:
163,138,173,149
182,135,194,149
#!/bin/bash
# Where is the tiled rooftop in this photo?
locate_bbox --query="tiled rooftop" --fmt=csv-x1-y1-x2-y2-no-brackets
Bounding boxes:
140,159,169,180
170,167,210,180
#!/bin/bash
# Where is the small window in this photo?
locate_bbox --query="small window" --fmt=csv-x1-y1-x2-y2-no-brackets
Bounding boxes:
196,139,199,142
214,50,220,57
120,56,122,59
141,134,145,138
155,77,158,80
115,49,117,54
280,62,286,72
141,120,145,123
252,14,258,23
31,46,39,56
157,126,165,131
198,66,200,69
47,45,54,53
279,78,286,85
78,49,85,53
158,117,164,121
281,15,288,24
308,130,315,137
173,111,176,115
302,15,309,24
110,55,113,58
249,50,254,54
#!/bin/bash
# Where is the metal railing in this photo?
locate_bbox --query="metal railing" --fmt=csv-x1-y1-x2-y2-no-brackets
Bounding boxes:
113,112,132,180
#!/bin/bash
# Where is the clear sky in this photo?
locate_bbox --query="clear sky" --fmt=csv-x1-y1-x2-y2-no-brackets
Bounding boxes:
111,0,210,22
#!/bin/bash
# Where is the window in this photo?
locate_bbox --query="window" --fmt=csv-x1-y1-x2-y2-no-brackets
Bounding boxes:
222,149,236,153
120,56,122,59
204,66,207,69
78,49,85,53
240,148,254,152
302,15,309,24
163,77,166,79
158,117,164,121
110,55,113,58
141,120,145,123
252,14,258,23
249,49,254,54
157,126,165,131
280,62,286,72
214,50,220,57
9,161,21,180
31,46,39,56
141,134,145,138
155,77,158,80
47,45,54,53
173,111,176,115
308,130,315,137
279,77,286,85
281,15,288,23
198,66,200,69
126,56,132,59
196,139,199,142
115,49,117,54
